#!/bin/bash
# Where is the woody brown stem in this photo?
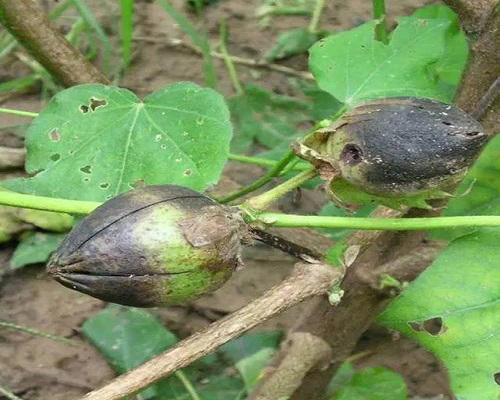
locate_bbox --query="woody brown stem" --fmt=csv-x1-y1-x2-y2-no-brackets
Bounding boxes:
0,0,108,86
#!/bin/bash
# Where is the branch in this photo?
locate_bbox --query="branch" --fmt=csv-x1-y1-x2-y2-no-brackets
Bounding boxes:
133,36,315,80
0,0,108,86
80,262,343,400
248,240,443,400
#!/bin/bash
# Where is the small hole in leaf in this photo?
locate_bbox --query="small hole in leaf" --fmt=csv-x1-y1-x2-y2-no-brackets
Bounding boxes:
422,317,445,335
341,144,363,166
89,98,107,111
49,129,60,141
441,121,452,126
83,177,90,182
184,169,192,176
494,373,500,385
80,165,92,174
99,182,109,189
80,105,89,113
409,317,446,336
50,153,60,162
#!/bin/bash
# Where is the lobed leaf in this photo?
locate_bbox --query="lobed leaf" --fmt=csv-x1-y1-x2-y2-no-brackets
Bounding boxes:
309,17,452,106
4,83,232,201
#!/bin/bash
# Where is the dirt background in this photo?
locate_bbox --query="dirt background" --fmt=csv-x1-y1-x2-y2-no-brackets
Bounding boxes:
0,0,452,399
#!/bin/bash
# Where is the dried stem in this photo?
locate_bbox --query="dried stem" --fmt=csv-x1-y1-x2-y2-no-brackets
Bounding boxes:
0,0,108,86
81,262,343,400
249,228,323,262
134,36,314,80
249,239,443,400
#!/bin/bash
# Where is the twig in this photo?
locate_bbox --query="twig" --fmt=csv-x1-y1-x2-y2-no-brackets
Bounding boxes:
249,224,441,400
0,0,108,86
0,146,25,169
133,36,314,80
80,262,343,400
249,228,323,261
0,321,78,346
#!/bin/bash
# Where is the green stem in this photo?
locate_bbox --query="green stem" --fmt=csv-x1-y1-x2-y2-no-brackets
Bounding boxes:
0,385,24,400
1,191,499,231
244,168,317,211
308,0,326,33
219,20,243,95
219,150,296,204
0,321,77,346
0,107,38,118
372,0,388,44
253,212,500,230
174,371,201,400
228,153,308,170
0,190,99,214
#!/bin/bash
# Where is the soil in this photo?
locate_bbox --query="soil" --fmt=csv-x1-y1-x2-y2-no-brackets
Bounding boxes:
0,0,452,399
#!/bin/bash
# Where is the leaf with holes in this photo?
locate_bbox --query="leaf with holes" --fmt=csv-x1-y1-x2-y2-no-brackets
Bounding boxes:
378,228,500,400
309,17,452,106
3,83,231,201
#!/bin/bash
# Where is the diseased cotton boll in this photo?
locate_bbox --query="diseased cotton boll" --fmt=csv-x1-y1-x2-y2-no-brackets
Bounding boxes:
295,97,489,209
326,97,488,197
47,185,245,307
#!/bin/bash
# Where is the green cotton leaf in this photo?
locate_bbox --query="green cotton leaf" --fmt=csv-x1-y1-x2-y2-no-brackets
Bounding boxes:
0,206,26,243
266,28,319,61
15,208,73,232
10,232,65,269
330,366,407,400
83,305,181,400
4,83,232,202
379,228,500,400
411,5,468,99
83,306,244,399
298,81,344,121
309,17,452,106
229,84,310,153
